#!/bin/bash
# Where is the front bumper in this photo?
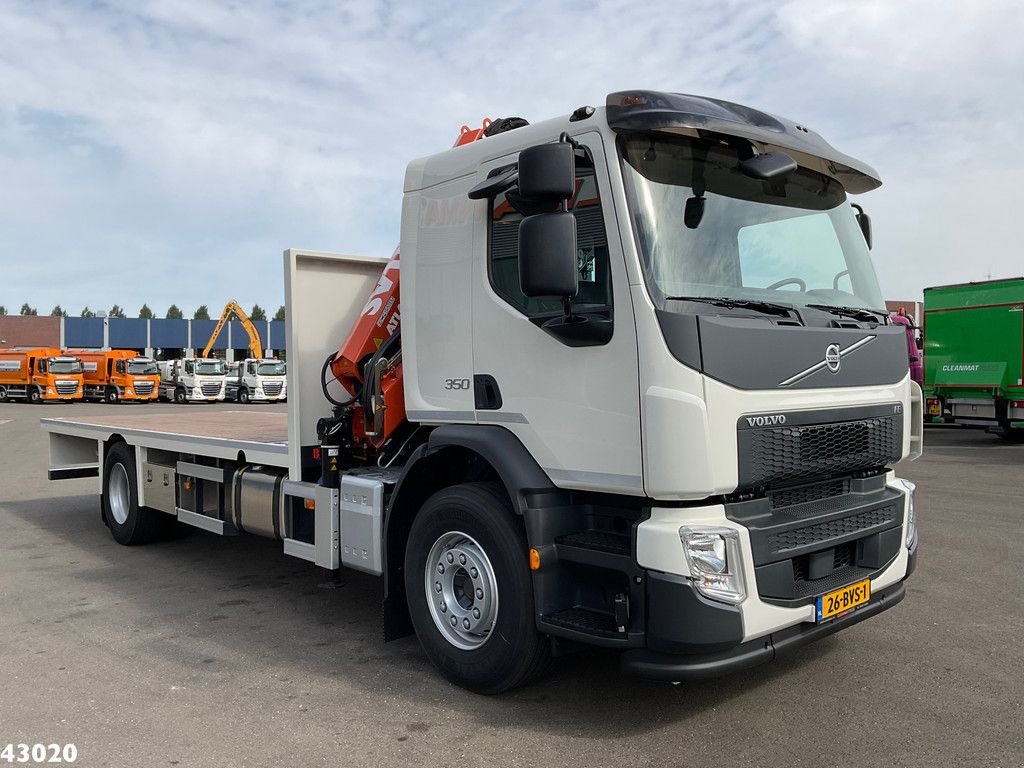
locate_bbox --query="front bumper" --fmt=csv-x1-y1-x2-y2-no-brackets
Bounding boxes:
623,544,916,681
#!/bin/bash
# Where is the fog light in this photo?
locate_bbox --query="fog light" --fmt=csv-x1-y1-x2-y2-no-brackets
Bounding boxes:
897,479,917,548
679,527,746,604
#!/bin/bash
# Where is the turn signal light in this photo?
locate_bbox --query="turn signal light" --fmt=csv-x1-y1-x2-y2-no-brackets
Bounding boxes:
529,548,541,571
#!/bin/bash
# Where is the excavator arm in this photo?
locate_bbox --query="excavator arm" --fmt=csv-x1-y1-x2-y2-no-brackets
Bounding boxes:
201,301,264,359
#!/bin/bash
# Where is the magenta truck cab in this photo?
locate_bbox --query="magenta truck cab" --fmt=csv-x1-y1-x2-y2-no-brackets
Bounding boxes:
891,314,922,386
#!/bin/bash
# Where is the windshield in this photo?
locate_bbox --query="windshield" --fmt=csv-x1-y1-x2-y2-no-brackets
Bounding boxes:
257,362,286,376
128,360,159,375
49,359,82,374
619,133,885,313
195,361,225,375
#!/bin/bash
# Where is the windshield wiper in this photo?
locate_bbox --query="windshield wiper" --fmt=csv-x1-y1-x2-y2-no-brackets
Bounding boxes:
666,296,797,317
804,303,885,322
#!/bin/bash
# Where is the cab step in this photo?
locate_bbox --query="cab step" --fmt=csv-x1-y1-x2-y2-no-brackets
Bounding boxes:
554,530,633,569
542,607,623,638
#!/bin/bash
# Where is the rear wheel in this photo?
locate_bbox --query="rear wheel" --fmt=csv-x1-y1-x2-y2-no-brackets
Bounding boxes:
174,387,187,404
105,386,120,404
404,482,550,693
102,442,174,544
28,386,42,404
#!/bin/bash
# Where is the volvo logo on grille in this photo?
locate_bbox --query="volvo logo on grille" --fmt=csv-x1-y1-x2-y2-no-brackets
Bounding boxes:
778,335,877,387
825,343,842,373
746,414,787,427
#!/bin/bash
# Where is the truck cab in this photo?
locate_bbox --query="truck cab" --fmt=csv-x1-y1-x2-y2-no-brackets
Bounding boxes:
158,358,226,403
226,358,287,403
391,90,922,685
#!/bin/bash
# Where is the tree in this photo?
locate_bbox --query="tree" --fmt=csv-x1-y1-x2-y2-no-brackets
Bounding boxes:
193,305,210,320
273,305,285,322
50,305,67,317
20,303,37,316
109,304,126,319
80,306,96,318
138,304,154,319
0,306,6,316
165,304,183,320
249,304,266,321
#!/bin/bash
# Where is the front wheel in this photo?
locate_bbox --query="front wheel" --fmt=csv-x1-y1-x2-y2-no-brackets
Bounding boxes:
28,386,42,404
173,387,187,404
404,482,550,694
238,388,250,404
105,386,120,404
0,385,7,403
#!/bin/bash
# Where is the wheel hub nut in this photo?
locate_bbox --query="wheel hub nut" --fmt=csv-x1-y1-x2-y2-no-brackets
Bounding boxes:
450,616,457,627
463,618,471,629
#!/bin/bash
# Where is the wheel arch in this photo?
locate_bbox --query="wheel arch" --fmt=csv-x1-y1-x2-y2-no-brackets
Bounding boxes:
381,425,557,641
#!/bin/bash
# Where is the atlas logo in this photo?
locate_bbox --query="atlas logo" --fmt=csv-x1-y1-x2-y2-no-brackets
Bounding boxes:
746,414,787,427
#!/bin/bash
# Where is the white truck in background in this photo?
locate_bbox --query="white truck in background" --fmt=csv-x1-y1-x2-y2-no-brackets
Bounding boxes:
40,90,922,694
225,358,287,403
158,358,227,403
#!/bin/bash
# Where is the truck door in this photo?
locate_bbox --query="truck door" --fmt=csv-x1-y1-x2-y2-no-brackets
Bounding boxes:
470,133,642,494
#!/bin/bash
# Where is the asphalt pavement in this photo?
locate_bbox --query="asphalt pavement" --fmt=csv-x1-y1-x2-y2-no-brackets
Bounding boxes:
1,402,1021,767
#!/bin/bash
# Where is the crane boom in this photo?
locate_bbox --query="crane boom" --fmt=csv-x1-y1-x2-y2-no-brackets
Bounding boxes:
201,300,264,359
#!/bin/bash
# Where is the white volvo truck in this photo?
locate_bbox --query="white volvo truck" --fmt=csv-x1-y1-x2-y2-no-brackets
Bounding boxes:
158,358,227,403
225,358,287,403
41,90,922,693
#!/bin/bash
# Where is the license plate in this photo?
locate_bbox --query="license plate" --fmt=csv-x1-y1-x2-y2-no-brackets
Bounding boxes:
816,579,871,622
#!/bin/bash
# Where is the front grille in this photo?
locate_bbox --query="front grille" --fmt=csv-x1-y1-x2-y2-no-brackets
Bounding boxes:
739,412,902,490
770,479,848,509
767,504,899,554
55,380,79,395
201,382,221,397
134,381,155,396
262,381,283,397
793,542,855,582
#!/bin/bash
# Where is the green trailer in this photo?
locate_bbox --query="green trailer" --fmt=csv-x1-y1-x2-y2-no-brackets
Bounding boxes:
923,277,1024,434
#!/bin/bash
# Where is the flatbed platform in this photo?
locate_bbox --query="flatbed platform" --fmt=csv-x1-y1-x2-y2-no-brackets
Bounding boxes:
41,410,289,477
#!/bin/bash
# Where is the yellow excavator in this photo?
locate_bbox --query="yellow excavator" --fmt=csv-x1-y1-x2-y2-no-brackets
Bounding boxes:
201,301,264,359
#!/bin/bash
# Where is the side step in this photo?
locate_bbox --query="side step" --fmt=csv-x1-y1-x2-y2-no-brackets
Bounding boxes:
554,530,633,569
544,607,622,638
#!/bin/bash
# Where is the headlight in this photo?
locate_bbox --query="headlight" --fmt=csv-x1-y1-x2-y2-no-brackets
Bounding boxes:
679,527,746,604
897,479,917,548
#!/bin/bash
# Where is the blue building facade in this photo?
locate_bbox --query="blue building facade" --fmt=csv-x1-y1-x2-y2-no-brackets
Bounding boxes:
59,317,287,358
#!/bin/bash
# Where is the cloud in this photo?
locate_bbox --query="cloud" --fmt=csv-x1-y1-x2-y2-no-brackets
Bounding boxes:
0,0,1021,314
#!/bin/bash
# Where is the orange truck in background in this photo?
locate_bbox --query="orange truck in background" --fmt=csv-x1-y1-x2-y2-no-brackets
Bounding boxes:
0,348,84,403
66,349,161,403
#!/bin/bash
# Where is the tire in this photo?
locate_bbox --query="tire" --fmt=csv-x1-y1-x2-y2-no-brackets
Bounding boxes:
0,385,7,403
174,387,187,404
238,388,250,404
102,442,174,544
105,386,120,404
404,482,550,694
28,386,42,404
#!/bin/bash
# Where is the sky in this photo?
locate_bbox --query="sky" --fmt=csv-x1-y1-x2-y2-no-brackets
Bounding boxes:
1,0,1021,318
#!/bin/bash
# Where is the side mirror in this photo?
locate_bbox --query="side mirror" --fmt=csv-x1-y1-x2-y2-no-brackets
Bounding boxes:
851,203,872,250
518,143,576,200
519,212,577,297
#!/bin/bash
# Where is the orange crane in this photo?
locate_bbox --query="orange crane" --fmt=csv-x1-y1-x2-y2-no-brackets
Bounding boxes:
321,120,503,459
201,301,264,359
